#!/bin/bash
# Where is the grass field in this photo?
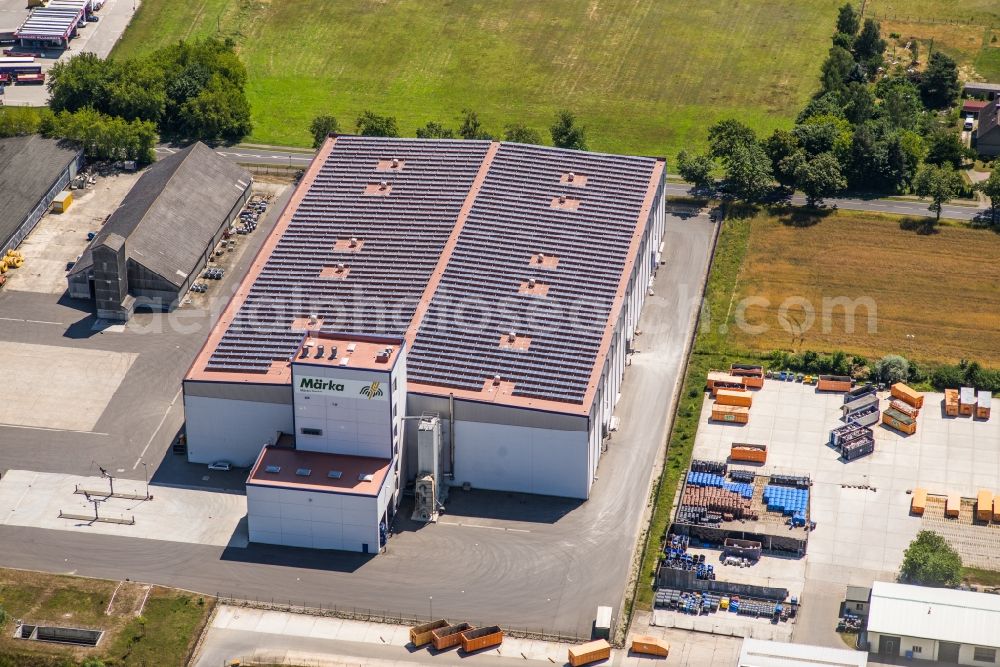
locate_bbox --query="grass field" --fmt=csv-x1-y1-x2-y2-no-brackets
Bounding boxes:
726,209,1000,366
866,0,1000,80
0,569,213,666
112,0,845,153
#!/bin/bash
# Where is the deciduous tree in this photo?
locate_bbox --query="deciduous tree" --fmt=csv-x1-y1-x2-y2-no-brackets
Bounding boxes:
503,123,541,144
794,152,846,206
913,163,963,222
975,169,1000,225
900,531,962,587
550,111,587,150
309,115,339,148
676,150,715,189
355,111,399,137
725,141,773,203
415,121,455,139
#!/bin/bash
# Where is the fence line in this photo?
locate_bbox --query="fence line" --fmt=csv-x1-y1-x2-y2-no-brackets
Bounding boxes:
215,594,589,645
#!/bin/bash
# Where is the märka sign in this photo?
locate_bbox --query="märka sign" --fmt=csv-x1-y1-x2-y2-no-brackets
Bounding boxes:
296,377,388,401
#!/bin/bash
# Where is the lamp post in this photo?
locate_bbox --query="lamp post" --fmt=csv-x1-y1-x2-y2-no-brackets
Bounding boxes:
141,461,149,500
428,596,433,620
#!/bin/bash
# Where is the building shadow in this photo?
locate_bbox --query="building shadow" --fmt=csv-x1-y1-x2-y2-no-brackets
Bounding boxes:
62,314,105,340
147,427,250,494
220,540,371,574
439,487,582,524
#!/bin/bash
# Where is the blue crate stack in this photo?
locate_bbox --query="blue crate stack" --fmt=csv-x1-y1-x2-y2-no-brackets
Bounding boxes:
686,472,754,499
764,485,809,526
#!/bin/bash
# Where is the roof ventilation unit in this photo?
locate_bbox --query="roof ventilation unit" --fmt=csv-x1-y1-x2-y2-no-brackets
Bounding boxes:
567,172,575,182
528,278,536,288
349,237,358,247
359,473,374,482
379,180,389,190
315,344,324,358
264,465,281,474
391,157,400,168
308,313,318,325
328,345,338,359
536,253,545,263
295,468,312,477
347,343,357,353
559,195,567,204
492,374,502,386
327,470,343,479
508,331,516,342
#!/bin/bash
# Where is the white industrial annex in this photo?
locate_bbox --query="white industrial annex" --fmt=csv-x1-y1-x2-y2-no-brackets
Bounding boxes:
183,136,665,551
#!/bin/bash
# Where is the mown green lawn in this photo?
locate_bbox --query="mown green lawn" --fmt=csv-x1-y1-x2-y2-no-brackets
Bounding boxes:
114,0,845,153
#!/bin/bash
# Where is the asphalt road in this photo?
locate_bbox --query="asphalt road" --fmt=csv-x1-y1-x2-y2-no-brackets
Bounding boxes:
0,212,717,637
167,143,984,222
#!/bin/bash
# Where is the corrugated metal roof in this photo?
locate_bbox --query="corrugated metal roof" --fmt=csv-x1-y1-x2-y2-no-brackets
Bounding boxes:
868,581,1000,648
70,142,250,287
738,638,868,667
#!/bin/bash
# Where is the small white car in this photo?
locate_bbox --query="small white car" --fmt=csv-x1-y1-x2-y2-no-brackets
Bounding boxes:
964,116,975,131
207,461,232,471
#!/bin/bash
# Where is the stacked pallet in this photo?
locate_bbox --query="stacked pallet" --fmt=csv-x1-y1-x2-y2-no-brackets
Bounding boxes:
680,486,757,521
960,387,977,416
944,389,958,417
977,490,994,522
977,391,992,420
946,493,961,518
944,388,960,416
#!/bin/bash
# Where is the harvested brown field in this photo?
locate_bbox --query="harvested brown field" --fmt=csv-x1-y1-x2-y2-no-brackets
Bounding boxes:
726,209,1000,365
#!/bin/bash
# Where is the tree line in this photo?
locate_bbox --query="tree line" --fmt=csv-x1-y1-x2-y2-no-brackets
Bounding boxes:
0,106,156,164
47,38,252,144
676,3,993,223
308,109,589,151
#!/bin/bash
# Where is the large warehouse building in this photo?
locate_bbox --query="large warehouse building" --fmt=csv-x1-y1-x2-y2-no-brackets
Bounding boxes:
68,142,251,320
184,136,664,550
866,581,1000,664
0,135,83,256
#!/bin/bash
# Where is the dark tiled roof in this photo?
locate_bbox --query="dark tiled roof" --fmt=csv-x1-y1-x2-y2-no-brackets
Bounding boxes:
205,137,492,373
977,99,1000,139
0,135,81,250
197,137,662,409
70,143,251,287
406,143,657,404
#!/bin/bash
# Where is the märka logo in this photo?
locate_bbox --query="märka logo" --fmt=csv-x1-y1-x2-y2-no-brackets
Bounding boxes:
360,381,384,399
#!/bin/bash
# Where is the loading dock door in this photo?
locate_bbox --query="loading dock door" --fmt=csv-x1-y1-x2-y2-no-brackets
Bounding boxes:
938,642,960,662
878,635,901,658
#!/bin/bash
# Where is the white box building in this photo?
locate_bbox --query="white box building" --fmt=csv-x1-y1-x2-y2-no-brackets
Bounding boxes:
867,581,1000,664
184,136,665,550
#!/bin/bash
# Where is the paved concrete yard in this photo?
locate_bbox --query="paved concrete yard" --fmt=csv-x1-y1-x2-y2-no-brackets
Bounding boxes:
0,341,135,431
0,470,247,547
0,213,718,637
196,606,744,667
5,171,142,294
689,381,1000,644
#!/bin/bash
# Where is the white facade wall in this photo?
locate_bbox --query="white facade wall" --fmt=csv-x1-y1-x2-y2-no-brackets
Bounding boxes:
184,393,292,466
587,179,666,486
292,351,404,460
867,633,998,665
247,484,380,553
452,419,590,499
